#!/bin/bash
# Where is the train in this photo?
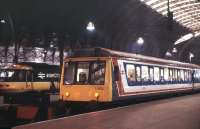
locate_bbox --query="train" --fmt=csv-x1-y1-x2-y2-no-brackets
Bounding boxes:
60,47,200,103
0,62,60,103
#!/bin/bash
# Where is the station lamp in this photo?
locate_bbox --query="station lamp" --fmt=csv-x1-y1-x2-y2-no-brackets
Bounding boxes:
172,48,177,53
137,37,144,45
174,33,193,45
165,51,172,57
0,19,6,24
86,21,95,32
189,52,194,62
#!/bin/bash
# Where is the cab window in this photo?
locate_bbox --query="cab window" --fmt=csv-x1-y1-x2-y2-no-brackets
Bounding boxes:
64,61,106,85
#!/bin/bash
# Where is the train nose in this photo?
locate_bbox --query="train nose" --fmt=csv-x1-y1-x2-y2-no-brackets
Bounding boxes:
63,88,102,101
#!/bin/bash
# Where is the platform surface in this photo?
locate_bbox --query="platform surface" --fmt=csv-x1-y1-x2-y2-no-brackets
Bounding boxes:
13,93,200,129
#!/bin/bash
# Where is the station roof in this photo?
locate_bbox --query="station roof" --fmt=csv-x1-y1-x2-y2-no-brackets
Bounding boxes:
143,0,200,34
0,0,200,64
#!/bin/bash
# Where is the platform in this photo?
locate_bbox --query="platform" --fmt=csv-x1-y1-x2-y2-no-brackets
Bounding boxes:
13,93,200,129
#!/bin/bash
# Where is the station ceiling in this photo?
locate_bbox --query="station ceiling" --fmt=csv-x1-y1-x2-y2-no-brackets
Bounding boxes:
143,0,200,33
0,0,200,64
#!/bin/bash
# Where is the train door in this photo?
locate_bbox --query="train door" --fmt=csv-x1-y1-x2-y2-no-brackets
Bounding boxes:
26,70,33,90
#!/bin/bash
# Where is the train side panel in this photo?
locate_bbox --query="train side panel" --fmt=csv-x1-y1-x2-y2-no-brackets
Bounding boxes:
111,59,194,101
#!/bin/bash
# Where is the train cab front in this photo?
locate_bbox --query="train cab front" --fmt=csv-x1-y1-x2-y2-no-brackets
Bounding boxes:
60,58,112,103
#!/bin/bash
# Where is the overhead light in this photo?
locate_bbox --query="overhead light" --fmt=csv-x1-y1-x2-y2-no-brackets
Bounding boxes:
137,37,144,45
86,21,95,32
189,52,194,62
50,44,54,48
172,48,177,53
174,33,193,45
0,19,6,24
165,51,172,57
189,52,194,58
194,31,200,37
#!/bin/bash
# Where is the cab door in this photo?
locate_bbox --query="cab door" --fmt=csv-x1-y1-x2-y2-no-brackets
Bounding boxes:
26,70,33,90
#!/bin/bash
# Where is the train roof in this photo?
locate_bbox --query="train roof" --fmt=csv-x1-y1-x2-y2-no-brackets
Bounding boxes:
0,62,59,70
0,64,32,70
68,47,200,69
18,62,59,67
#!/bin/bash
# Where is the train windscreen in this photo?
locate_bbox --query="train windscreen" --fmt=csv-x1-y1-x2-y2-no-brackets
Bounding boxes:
64,61,105,85
0,69,31,82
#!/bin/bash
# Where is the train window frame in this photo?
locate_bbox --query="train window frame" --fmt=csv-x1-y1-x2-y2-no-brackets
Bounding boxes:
164,67,169,82
141,65,149,82
160,68,164,83
124,63,136,86
169,68,173,82
172,69,178,83
136,65,141,83
149,66,154,82
63,61,76,85
64,61,106,85
90,61,106,85
177,69,181,82
194,69,200,82
188,70,192,82
0,69,27,82
184,70,188,82
153,67,160,82
180,69,184,82
76,62,90,84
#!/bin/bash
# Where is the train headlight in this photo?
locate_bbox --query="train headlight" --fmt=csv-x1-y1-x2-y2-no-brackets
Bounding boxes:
65,92,70,97
94,92,99,98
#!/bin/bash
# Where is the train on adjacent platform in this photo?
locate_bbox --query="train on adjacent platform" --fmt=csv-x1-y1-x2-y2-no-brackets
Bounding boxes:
60,47,200,103
0,62,60,103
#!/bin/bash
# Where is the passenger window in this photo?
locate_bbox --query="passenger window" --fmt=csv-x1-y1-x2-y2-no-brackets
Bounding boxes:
169,69,173,81
194,70,200,81
164,68,169,81
188,71,192,81
136,66,141,82
180,70,184,81
154,67,160,82
141,66,149,81
197,70,200,81
126,64,136,82
160,68,164,81
184,71,188,81
149,67,154,82
177,70,181,81
173,69,177,81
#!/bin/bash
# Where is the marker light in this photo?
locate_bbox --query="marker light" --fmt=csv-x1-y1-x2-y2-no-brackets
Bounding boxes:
94,92,100,98
65,92,70,97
